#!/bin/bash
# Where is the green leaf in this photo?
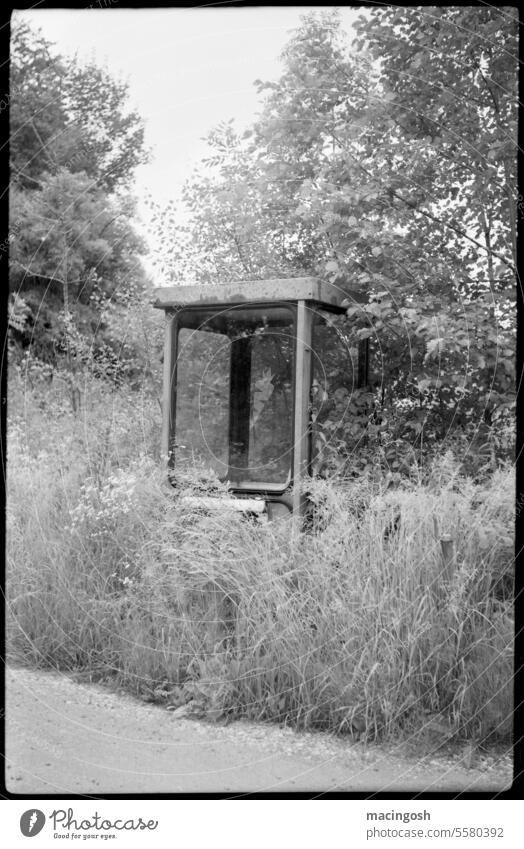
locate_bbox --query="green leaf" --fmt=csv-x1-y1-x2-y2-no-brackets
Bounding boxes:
357,328,374,340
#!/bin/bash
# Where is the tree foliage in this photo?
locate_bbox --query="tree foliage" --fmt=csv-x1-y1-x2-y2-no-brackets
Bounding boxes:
152,7,517,475
10,19,149,192
9,19,152,383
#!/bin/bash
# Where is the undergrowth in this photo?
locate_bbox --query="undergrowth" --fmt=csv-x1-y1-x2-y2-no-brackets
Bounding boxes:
6,367,514,749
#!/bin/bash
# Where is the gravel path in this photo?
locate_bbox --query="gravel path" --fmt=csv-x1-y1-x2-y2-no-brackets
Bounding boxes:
5,666,512,795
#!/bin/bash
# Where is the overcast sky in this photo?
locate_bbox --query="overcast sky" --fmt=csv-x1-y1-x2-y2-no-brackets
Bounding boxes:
16,7,358,205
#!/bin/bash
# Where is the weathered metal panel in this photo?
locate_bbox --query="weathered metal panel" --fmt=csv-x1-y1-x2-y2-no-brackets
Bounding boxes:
292,300,314,516
152,277,358,312
161,314,174,463
180,496,266,513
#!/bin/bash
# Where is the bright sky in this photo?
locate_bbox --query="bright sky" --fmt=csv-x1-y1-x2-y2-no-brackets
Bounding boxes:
16,7,358,210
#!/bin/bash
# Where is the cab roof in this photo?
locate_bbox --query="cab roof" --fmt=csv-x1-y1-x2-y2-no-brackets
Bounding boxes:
152,277,363,313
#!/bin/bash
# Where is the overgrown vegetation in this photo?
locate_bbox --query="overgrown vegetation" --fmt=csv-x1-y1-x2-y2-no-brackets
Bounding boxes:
153,7,517,475
9,18,149,370
7,368,514,748
6,8,515,755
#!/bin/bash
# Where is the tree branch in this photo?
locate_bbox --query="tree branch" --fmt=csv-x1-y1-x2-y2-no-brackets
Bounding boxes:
11,259,80,288
333,134,516,273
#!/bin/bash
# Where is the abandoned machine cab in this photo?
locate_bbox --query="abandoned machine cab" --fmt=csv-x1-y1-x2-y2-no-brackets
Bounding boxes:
153,278,368,520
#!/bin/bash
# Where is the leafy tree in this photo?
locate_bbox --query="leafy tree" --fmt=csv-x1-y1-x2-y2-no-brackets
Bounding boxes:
355,5,517,275
154,7,516,474
349,5,517,459
9,20,69,190
10,19,149,192
10,169,145,299
8,20,153,388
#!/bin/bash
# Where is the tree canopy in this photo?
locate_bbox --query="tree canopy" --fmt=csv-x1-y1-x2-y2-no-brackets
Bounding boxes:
152,7,517,475
9,20,151,379
10,19,149,193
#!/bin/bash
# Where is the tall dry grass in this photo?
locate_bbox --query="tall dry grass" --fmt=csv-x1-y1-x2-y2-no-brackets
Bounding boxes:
6,366,514,746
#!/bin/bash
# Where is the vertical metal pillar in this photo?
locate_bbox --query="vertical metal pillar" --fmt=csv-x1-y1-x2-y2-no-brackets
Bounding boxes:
161,312,175,465
292,300,313,516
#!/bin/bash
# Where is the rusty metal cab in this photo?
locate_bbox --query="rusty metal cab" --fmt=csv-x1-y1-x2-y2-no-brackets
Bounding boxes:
153,278,367,520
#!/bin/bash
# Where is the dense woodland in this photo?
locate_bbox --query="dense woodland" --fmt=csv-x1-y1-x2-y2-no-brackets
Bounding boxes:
6,9,517,747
